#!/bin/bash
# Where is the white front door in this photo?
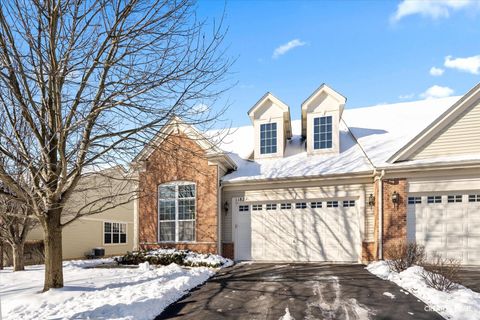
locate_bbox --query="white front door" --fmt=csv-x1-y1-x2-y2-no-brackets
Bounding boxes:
234,201,251,260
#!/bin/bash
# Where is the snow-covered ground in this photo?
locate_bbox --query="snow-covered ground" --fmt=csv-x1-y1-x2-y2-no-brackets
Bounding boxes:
0,258,221,320
367,261,480,320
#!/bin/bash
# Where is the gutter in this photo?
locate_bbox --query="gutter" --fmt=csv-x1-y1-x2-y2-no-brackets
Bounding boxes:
376,160,480,173
221,171,374,187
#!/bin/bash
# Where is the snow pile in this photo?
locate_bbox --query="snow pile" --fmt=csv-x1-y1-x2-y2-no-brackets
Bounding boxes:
367,261,480,320
184,251,234,268
0,259,214,320
118,248,233,268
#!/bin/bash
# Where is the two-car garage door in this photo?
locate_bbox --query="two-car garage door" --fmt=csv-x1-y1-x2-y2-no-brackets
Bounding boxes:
234,199,361,262
407,194,480,265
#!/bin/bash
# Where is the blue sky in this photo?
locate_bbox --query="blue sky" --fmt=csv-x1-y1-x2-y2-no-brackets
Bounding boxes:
198,0,480,127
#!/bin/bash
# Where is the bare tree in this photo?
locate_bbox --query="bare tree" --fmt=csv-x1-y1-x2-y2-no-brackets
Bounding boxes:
0,0,232,291
0,193,38,271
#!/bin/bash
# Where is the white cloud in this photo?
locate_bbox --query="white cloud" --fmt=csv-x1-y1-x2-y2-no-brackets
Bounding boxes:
420,85,454,99
444,55,480,74
190,103,210,114
272,39,306,59
429,66,444,76
398,93,415,100
391,0,476,22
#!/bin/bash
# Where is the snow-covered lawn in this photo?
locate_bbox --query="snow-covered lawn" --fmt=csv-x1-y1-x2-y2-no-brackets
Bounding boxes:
367,261,480,320
0,257,227,320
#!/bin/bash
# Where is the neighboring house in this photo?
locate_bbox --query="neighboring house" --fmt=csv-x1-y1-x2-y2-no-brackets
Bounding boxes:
28,166,136,260
133,82,480,265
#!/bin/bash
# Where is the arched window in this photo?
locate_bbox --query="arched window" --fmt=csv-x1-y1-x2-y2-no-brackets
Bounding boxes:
158,181,196,242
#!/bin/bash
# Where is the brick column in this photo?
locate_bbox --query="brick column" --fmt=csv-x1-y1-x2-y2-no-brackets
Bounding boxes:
382,178,407,259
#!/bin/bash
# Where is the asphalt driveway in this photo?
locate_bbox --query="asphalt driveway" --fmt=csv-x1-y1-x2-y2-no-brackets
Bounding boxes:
157,263,444,320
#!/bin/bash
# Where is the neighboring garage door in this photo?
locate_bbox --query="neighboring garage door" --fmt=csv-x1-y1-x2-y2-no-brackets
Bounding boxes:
407,193,480,265
234,199,361,262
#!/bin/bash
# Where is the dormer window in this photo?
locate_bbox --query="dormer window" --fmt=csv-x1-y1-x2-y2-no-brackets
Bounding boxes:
314,116,332,149
260,123,277,154
248,93,291,159
301,84,346,155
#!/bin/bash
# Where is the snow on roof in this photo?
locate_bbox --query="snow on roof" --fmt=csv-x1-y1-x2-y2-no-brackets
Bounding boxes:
210,95,463,183
342,96,461,167
217,120,373,183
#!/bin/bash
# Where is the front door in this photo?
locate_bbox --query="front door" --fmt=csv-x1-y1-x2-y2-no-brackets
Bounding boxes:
234,201,251,260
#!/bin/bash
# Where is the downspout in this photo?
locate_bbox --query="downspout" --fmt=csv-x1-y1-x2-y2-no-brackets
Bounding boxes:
376,170,386,260
217,171,223,256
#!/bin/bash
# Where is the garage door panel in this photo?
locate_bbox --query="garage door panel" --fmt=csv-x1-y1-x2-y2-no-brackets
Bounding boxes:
446,236,464,248
408,194,480,265
246,201,361,262
446,221,464,234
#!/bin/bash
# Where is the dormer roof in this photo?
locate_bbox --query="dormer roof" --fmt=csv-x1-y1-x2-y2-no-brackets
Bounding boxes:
248,92,292,139
301,84,347,137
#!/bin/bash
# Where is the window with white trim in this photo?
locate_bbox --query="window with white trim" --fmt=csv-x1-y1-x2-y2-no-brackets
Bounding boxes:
239,205,249,212
104,222,127,244
314,116,333,149
342,200,355,207
266,203,277,210
310,202,322,208
252,204,263,211
469,194,480,202
447,195,462,203
295,202,307,209
408,197,421,205
260,123,277,154
327,201,339,208
427,196,442,204
280,203,291,209
158,182,195,242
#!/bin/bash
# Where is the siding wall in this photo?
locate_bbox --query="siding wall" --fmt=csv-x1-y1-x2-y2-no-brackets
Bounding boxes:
413,101,480,159
28,210,135,260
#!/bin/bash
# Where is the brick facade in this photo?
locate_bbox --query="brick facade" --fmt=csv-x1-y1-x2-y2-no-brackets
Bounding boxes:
382,178,408,259
138,133,219,254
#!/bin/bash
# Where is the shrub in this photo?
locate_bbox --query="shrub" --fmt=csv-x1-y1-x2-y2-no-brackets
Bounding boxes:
421,254,460,292
115,249,229,268
386,241,426,273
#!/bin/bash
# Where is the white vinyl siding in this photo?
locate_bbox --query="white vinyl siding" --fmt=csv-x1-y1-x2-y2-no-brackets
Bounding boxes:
413,101,480,159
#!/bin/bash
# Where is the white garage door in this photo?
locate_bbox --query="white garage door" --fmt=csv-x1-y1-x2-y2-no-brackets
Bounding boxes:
407,194,480,265
234,199,361,262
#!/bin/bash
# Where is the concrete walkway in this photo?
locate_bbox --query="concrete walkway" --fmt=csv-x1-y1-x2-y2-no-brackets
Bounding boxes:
157,263,444,320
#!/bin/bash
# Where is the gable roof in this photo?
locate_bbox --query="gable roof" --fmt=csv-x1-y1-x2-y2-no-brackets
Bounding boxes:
133,116,236,170
387,82,480,163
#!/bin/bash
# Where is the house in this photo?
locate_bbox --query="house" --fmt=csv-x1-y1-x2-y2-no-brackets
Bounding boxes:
28,166,136,260
133,82,480,265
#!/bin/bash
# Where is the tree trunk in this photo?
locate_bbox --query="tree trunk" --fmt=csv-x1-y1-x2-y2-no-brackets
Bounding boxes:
12,242,25,271
43,219,63,291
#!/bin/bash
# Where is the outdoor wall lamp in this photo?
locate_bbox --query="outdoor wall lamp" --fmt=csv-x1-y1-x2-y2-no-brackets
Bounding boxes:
368,193,375,207
392,191,399,208
223,201,229,214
